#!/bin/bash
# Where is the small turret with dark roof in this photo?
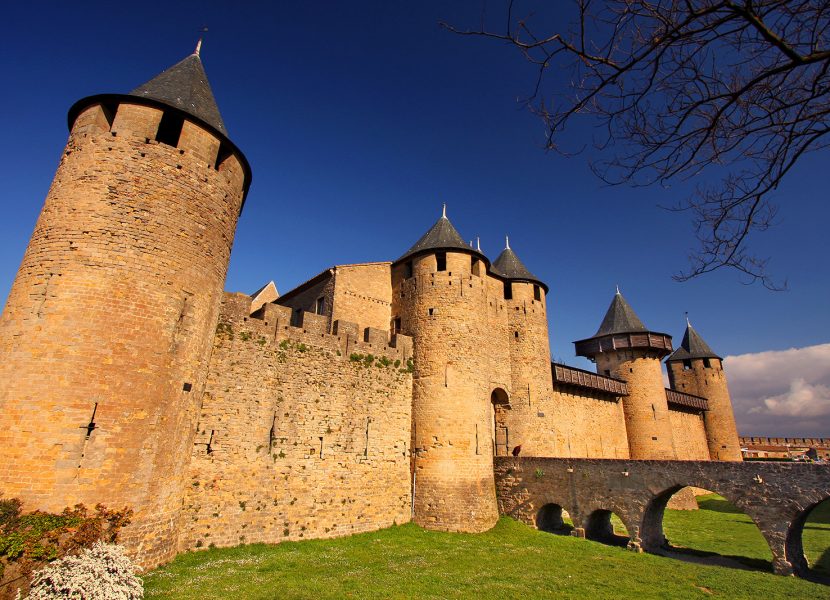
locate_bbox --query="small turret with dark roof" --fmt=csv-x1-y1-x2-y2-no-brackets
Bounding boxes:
395,206,488,266
491,237,548,293
574,289,672,359
667,320,722,362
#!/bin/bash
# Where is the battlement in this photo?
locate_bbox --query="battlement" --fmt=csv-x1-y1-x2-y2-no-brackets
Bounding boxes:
740,436,830,448
219,292,412,363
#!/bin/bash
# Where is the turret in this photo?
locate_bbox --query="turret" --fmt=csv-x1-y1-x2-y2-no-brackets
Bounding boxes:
574,291,676,459
666,321,742,461
391,207,498,532
491,238,553,456
0,46,250,567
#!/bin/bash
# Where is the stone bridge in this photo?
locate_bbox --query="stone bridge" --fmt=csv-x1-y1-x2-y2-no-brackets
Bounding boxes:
494,457,830,578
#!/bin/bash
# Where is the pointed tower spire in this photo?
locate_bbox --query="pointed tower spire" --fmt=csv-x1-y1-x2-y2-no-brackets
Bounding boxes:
667,320,721,361
130,51,227,135
194,38,202,56
396,209,487,265
491,240,547,292
616,284,621,295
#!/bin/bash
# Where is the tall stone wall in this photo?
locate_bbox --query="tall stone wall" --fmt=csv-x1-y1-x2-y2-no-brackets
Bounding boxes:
668,358,741,461
0,101,246,567
331,263,393,332
179,293,413,551
668,408,710,460
596,350,677,460
548,389,630,458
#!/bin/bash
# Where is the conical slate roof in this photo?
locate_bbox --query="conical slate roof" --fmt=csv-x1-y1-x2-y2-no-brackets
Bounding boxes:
668,322,721,361
593,291,648,337
131,52,227,135
397,212,486,264
492,244,547,291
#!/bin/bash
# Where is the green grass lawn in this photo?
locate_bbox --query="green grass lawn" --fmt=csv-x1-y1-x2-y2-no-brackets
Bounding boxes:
144,498,830,600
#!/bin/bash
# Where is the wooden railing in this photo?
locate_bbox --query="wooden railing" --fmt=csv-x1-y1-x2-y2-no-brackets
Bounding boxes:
665,388,709,411
551,363,628,397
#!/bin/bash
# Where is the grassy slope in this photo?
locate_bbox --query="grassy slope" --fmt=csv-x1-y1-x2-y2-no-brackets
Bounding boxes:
144,504,830,600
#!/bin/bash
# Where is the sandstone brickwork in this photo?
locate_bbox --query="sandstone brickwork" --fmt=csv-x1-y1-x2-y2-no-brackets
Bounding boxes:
668,358,742,461
0,99,246,567
667,408,710,461
395,251,499,532
179,293,412,551
596,350,677,460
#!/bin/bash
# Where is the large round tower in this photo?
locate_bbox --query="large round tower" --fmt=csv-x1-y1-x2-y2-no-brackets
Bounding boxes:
666,321,742,461
0,48,250,566
491,238,554,456
391,209,498,532
574,291,676,459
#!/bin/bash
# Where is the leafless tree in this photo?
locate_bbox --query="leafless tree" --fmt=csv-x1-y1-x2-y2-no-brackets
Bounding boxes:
444,1,830,289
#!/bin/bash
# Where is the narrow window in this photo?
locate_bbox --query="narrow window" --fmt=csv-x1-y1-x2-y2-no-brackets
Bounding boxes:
534,285,541,301
156,111,184,147
393,317,402,334
682,359,692,370
436,252,447,272
703,358,712,369
428,308,434,316
404,260,413,279
503,281,513,300
315,297,325,315
291,307,302,327
604,370,610,377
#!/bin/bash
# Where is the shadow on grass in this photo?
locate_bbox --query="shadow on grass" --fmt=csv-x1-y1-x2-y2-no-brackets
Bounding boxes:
658,543,773,573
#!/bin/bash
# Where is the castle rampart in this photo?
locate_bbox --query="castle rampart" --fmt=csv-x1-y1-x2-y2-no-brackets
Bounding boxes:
180,293,413,550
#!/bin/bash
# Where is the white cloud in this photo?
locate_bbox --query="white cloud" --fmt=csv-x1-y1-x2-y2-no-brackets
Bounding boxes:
724,343,830,437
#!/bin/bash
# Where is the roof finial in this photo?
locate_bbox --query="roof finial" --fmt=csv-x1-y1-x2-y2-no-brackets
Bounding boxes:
505,235,510,250
615,284,620,295
685,311,691,327
195,26,208,56
442,203,447,219
476,237,481,252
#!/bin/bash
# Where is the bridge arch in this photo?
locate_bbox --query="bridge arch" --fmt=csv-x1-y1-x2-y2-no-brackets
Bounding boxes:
786,495,830,578
585,508,631,547
535,502,573,535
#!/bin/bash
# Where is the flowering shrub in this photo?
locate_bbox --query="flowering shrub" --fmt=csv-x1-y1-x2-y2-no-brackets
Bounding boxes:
26,542,142,600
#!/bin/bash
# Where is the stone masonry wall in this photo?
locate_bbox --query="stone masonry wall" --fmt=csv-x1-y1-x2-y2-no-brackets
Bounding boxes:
668,408,710,460
548,389,630,458
0,101,246,568
597,350,677,459
331,263,392,332
668,358,742,461
179,293,413,551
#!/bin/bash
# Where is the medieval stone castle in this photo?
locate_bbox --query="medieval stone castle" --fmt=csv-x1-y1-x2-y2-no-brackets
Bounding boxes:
0,49,742,568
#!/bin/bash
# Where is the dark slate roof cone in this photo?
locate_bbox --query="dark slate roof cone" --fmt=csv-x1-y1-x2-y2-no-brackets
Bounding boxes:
130,40,227,135
593,287,648,336
396,205,488,265
667,318,722,361
492,236,548,292
574,287,673,359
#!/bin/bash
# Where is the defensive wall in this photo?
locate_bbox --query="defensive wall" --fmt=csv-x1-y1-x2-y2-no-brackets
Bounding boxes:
494,457,830,577
179,292,414,551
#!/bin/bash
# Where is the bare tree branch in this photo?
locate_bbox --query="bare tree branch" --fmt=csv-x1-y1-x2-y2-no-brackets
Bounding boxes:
443,0,830,289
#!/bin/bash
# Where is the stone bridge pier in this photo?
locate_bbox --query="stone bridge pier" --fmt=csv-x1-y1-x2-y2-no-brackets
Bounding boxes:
494,457,830,577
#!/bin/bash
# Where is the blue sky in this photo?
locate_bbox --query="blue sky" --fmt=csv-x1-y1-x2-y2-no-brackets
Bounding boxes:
1,2,827,435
